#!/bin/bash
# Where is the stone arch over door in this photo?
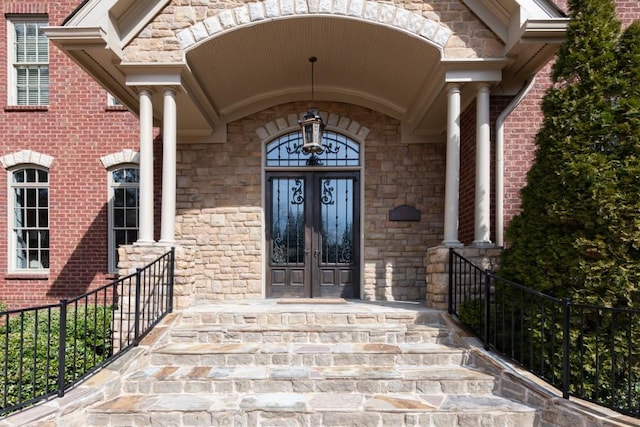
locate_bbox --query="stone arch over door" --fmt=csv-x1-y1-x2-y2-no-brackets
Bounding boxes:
175,0,453,53
255,111,371,143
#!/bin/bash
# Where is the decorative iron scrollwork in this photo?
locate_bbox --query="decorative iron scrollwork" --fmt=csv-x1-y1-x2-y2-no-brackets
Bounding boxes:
322,141,340,155
285,141,303,155
306,154,323,166
291,179,304,205
339,244,353,263
321,180,334,205
272,234,286,264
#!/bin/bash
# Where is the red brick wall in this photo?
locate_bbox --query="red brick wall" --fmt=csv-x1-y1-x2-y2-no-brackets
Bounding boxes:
502,67,550,234
0,1,143,309
500,0,640,245
458,101,475,244
458,96,510,245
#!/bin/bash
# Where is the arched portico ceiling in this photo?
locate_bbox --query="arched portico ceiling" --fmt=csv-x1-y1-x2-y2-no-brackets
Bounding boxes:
45,0,567,144
185,17,443,123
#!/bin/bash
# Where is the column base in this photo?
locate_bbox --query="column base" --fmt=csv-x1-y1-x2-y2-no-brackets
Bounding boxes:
157,239,176,246
441,240,464,248
472,240,494,248
134,239,156,246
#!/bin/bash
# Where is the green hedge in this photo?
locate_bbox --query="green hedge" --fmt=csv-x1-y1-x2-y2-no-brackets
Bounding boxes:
0,305,112,413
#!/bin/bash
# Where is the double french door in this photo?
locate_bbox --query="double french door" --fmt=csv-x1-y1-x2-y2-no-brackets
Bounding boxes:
266,171,360,298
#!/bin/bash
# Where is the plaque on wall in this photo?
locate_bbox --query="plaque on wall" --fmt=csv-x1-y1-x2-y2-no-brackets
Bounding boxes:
389,204,421,221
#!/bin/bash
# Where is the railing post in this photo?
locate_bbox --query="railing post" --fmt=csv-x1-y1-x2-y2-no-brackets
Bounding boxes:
562,297,571,399
168,248,175,313
448,248,454,314
57,300,67,398
484,269,491,350
134,268,142,346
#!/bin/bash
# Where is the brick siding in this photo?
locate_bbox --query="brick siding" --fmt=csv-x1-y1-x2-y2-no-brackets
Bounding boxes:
0,1,142,308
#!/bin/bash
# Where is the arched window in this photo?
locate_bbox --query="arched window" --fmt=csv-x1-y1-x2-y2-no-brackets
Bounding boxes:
266,131,360,167
108,166,139,272
9,167,49,271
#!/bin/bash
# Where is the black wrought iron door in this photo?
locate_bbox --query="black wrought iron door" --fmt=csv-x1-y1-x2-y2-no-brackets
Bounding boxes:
266,172,359,298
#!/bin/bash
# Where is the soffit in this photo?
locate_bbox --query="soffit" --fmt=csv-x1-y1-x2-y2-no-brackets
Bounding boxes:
187,17,441,123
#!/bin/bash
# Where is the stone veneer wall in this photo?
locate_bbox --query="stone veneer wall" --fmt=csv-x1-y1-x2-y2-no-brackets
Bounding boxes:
425,246,502,310
118,244,197,310
170,101,444,303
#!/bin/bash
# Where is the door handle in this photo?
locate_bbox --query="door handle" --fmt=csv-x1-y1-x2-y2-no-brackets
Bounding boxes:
313,250,320,258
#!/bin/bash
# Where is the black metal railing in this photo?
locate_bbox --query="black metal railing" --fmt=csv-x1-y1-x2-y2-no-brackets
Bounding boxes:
0,248,174,416
449,248,640,418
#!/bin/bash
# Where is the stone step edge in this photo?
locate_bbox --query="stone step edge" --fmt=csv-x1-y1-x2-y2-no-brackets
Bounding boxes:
176,316,444,327
124,364,495,382
154,342,465,355
170,323,447,332
89,392,537,415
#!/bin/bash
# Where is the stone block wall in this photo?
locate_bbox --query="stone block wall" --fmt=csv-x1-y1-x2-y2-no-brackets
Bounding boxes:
118,244,197,311
114,244,195,350
425,246,502,310
169,101,444,303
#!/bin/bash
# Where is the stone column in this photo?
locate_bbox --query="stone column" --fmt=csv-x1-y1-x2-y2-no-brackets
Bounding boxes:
443,84,463,247
473,84,492,247
137,88,155,244
159,88,177,245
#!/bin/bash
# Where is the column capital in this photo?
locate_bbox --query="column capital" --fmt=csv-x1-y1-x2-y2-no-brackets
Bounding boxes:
162,87,178,96
445,83,462,92
136,87,154,95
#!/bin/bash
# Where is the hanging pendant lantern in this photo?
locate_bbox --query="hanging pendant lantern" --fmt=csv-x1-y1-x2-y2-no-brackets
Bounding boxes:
300,108,325,153
299,57,325,154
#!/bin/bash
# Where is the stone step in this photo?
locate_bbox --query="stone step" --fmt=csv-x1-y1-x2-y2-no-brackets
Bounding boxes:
87,392,537,427
123,364,496,395
150,342,467,367
167,323,453,345
179,303,443,327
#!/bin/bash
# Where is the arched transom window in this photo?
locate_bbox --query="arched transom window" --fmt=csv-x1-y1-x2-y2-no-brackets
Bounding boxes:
266,131,360,167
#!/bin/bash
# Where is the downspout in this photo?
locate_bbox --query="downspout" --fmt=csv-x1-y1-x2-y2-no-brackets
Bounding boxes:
495,77,536,247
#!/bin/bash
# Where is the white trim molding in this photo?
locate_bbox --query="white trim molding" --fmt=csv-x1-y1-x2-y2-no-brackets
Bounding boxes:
100,149,140,169
1,150,54,169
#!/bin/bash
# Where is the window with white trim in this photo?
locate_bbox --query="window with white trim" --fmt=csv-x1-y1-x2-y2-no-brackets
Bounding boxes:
107,93,122,107
108,166,139,272
7,16,49,106
9,167,49,271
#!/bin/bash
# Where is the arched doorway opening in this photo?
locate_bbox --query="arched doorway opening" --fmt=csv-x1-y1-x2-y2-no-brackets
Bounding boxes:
265,130,361,298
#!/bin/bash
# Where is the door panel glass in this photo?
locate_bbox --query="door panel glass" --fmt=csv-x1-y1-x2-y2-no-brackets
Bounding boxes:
320,178,354,265
271,178,305,265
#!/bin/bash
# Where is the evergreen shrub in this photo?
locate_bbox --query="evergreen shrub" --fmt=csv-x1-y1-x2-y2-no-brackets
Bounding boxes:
0,305,112,413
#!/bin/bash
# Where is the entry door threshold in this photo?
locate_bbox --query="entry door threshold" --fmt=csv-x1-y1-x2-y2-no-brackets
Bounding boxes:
277,298,346,304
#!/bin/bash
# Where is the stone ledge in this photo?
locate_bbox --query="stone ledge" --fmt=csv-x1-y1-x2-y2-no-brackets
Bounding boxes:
441,313,640,427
